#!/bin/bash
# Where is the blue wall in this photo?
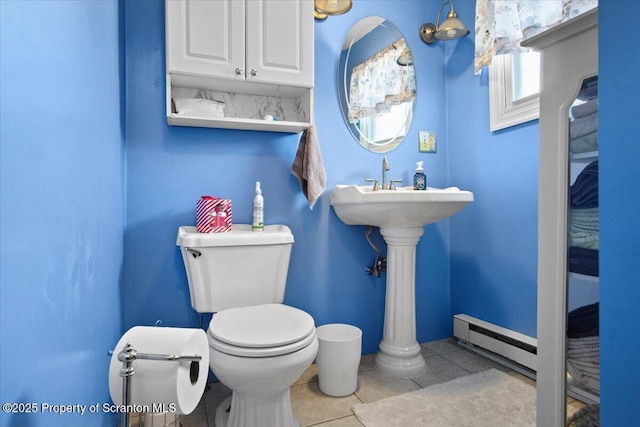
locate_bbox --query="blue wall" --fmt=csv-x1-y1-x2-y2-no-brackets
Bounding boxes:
446,1,539,338
0,1,124,426
2,0,639,425
123,0,453,356
599,2,640,424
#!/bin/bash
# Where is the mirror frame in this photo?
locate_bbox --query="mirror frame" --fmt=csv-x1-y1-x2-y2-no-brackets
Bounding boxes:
337,17,417,153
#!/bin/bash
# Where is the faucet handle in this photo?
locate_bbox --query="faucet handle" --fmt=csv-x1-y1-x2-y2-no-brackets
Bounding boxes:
389,179,402,190
365,178,380,191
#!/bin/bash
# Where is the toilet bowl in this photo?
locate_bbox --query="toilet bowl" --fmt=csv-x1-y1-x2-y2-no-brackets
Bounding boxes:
176,225,317,427
208,304,318,427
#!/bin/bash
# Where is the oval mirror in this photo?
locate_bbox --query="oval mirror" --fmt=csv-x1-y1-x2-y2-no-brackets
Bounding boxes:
337,17,416,153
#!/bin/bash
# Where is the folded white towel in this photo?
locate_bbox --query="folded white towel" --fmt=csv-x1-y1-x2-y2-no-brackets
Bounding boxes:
570,111,598,139
570,131,598,154
173,97,224,118
291,122,326,209
571,98,598,119
567,335,600,393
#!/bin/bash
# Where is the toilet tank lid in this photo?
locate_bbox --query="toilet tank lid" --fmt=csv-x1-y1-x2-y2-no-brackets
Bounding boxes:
176,224,294,247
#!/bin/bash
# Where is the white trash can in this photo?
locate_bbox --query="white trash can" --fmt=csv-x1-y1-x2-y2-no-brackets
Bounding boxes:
315,324,362,397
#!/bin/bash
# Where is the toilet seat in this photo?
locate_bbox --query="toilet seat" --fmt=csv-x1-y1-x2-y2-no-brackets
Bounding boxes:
208,304,316,358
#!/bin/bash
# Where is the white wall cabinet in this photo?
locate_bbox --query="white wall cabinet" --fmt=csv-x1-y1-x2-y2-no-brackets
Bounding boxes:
166,0,244,81
165,0,314,132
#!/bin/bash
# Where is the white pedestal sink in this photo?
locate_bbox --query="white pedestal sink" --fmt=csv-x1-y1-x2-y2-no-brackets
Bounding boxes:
330,185,473,377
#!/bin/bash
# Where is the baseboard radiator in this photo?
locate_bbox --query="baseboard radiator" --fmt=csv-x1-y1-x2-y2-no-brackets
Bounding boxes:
453,314,599,404
453,314,537,377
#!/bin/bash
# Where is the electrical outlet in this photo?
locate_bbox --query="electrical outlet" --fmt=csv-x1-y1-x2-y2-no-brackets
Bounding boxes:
419,131,436,153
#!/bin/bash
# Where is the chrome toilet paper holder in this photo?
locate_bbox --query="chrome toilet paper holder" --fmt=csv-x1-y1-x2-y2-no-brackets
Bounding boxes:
111,342,202,427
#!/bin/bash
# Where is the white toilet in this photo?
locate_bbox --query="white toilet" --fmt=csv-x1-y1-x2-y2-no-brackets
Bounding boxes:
176,224,318,427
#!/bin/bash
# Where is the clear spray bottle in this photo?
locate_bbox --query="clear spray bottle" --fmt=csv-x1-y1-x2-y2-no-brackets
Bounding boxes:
252,181,264,232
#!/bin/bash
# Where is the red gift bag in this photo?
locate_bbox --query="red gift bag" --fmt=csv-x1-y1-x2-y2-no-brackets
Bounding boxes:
196,196,232,233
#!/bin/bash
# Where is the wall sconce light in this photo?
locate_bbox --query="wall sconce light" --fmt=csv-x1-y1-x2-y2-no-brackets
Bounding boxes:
314,0,352,21
420,1,469,44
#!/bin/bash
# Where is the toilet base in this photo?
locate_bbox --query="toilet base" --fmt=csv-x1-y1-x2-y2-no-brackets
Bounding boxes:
215,393,299,427
207,319,318,427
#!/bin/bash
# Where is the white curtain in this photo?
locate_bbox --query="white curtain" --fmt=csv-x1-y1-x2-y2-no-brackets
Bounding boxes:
348,38,416,123
474,0,598,73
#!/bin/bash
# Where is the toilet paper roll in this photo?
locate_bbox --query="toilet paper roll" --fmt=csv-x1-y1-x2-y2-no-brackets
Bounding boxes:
109,326,209,415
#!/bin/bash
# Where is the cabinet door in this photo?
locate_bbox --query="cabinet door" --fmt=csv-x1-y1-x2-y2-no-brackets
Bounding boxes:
166,0,245,80
246,0,314,87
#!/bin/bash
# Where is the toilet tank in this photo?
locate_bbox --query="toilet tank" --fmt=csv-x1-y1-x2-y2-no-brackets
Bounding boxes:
176,224,294,313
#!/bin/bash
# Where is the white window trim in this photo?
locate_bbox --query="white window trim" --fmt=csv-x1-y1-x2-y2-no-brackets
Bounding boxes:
489,54,540,132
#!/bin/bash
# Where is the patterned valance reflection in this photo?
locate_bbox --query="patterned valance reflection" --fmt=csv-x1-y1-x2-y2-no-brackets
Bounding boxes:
474,0,598,73
348,38,416,123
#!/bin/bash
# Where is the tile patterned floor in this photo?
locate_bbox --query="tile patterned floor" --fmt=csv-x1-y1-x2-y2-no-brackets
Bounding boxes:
181,338,584,427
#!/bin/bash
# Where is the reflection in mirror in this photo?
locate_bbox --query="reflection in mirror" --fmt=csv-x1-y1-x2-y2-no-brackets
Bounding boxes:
566,75,600,425
337,17,416,153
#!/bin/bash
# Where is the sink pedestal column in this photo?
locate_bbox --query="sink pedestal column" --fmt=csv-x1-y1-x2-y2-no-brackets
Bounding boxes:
375,226,427,378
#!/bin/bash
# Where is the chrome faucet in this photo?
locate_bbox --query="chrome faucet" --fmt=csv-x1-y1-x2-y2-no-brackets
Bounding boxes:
367,156,401,191
381,157,390,190
366,156,401,191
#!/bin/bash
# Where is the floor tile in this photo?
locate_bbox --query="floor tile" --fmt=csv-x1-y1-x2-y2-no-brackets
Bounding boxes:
295,362,319,386
421,337,462,355
290,381,362,426
354,367,422,403
310,414,365,427
441,348,509,373
202,381,232,426
181,398,208,427
419,344,437,359
357,353,376,372
411,354,472,388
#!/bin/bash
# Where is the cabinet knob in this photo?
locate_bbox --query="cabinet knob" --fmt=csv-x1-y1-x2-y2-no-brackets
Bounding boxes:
235,67,243,75
250,69,258,77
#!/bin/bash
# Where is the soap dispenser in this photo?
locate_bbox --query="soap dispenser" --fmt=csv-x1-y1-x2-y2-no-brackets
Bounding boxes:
413,161,426,190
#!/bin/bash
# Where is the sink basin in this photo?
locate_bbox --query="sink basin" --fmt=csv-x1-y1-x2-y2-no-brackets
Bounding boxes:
330,185,474,228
